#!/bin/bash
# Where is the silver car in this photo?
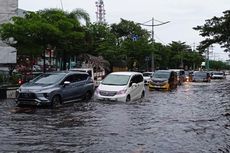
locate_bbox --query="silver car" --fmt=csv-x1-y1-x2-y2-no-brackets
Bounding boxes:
16,71,94,107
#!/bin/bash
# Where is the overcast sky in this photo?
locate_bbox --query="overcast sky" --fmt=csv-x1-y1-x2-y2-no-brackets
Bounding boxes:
19,0,230,60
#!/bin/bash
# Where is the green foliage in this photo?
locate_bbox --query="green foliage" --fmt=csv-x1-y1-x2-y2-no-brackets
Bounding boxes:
194,10,230,52
209,60,230,70
0,8,208,72
167,41,203,69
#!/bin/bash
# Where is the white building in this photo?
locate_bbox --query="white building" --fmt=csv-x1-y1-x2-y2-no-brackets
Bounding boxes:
0,0,18,67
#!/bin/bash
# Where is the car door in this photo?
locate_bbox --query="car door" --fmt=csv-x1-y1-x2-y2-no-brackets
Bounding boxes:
61,74,75,101
136,74,144,99
72,73,89,99
128,75,140,100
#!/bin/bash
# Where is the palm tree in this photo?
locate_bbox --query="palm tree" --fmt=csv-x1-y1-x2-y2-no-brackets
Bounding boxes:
69,8,90,25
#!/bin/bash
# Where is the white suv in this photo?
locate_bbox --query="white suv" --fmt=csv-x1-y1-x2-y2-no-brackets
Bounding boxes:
95,72,145,102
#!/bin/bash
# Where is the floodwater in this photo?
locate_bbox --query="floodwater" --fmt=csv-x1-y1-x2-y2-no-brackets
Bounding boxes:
0,76,229,153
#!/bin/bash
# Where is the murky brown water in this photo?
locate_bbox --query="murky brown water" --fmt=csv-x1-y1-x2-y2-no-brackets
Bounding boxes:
0,76,229,153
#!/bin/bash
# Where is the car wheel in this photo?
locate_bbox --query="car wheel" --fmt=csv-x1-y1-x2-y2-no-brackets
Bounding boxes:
83,91,92,102
126,95,131,102
141,91,145,98
51,95,61,108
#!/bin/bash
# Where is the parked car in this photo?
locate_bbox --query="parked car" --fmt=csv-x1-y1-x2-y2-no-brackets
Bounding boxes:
69,68,104,87
149,70,178,91
192,71,211,82
94,72,145,102
16,71,94,107
184,71,193,82
169,69,186,85
210,71,226,79
18,71,43,85
142,71,154,85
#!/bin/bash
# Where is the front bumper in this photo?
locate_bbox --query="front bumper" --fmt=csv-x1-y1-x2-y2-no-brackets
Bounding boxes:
16,92,52,106
94,94,127,102
148,83,169,90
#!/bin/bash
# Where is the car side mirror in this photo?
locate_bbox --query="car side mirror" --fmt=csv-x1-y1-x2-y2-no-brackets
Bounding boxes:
63,81,70,87
131,82,137,87
129,81,133,87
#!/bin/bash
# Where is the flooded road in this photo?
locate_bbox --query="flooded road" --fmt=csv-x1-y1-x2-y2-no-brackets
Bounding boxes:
0,76,230,153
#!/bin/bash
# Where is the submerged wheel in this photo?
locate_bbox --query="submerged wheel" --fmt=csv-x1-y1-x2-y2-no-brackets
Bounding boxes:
141,91,145,98
83,91,92,102
126,95,131,102
51,95,61,108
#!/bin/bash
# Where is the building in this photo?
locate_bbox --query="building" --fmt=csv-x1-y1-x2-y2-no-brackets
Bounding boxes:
0,0,18,69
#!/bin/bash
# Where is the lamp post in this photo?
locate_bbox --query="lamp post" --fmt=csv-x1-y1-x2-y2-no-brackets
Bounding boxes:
139,18,170,71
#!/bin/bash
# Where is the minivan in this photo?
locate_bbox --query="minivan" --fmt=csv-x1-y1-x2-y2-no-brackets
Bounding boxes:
16,71,94,107
192,71,211,82
149,70,178,91
94,72,145,102
169,69,185,85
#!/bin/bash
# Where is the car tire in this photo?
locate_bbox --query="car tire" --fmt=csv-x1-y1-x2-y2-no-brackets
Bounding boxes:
51,95,61,108
126,95,131,102
141,91,145,98
82,91,92,102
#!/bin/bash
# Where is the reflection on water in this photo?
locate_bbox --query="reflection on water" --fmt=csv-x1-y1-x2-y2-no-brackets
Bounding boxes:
0,77,229,153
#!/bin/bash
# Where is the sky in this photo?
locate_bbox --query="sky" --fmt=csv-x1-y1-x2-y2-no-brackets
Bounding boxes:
18,0,230,61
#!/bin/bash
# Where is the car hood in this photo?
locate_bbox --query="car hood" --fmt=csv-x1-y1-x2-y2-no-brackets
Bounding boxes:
98,84,126,92
18,83,56,92
152,77,168,82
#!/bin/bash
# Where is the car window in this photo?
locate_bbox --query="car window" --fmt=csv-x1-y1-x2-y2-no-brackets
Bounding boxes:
64,75,75,83
130,75,138,83
76,74,89,81
32,73,66,85
102,74,130,86
136,74,143,83
153,71,170,79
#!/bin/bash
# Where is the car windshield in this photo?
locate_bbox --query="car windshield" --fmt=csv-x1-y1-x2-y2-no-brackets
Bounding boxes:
102,74,130,86
153,71,170,79
31,73,66,85
194,72,207,77
213,72,223,75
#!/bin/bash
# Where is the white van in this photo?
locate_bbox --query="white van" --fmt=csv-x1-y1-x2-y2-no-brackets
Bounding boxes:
94,72,145,102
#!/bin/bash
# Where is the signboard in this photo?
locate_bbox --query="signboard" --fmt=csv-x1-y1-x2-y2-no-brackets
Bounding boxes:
0,0,18,24
0,46,16,64
0,0,18,65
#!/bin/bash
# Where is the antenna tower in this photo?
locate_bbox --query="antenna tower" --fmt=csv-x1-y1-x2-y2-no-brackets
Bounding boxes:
95,0,106,23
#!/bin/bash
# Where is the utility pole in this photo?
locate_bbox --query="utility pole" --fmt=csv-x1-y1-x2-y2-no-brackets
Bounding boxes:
151,17,155,72
139,18,170,71
60,0,64,10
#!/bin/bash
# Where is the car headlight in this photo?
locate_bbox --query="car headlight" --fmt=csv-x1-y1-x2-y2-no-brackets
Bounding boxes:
43,93,49,98
117,89,127,95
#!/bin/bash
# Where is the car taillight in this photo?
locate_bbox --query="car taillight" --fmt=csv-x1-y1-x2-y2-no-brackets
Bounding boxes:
18,79,22,85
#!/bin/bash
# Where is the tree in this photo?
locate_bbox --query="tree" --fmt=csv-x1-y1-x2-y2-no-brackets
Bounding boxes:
193,10,230,52
110,19,152,70
167,41,203,69
0,8,90,72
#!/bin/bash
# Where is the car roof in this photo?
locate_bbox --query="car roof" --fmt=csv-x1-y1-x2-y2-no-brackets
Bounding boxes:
194,71,209,73
45,71,88,75
110,71,142,76
69,68,93,71
143,72,154,74
155,70,173,73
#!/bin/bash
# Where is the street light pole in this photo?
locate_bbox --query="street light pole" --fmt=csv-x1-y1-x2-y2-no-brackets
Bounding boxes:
139,18,170,72
151,17,155,72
